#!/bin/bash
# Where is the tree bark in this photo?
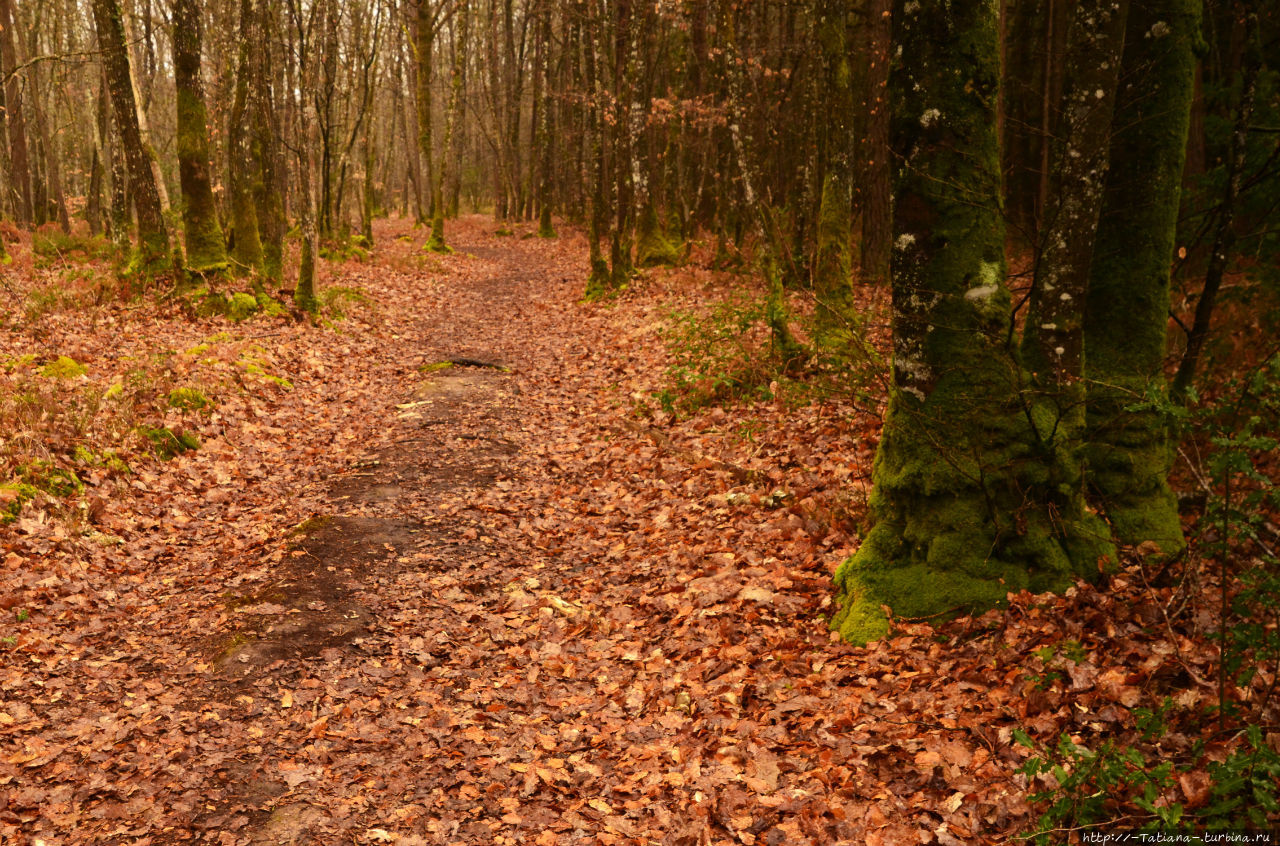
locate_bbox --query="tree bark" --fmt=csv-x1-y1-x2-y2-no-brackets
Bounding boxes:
229,0,264,276
173,0,228,275
1083,0,1198,553
860,0,892,288
1023,0,1128,401
831,0,1111,645
92,0,170,271
0,0,33,223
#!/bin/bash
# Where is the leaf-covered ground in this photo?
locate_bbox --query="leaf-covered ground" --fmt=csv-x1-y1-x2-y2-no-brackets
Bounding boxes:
0,219,1236,843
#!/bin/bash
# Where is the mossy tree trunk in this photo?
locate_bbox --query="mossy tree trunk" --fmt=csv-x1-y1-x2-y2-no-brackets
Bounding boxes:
1020,0,1128,526
1082,0,1198,554
831,0,1110,645
813,1,854,342
229,0,264,278
92,0,170,273
173,0,229,278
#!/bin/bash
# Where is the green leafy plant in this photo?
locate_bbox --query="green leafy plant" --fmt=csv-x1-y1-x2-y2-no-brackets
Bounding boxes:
657,293,777,415
1015,706,1183,843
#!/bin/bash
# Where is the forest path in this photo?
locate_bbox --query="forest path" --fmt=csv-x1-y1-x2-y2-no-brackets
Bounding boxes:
189,222,580,843
4,216,1019,845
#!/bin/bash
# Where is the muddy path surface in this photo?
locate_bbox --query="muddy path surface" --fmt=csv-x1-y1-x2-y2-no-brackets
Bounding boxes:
187,233,567,842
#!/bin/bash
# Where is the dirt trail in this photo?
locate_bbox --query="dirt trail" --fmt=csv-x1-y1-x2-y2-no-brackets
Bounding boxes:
190,232,559,842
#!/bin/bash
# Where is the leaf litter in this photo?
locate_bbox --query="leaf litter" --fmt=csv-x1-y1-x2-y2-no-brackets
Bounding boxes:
0,217,1239,844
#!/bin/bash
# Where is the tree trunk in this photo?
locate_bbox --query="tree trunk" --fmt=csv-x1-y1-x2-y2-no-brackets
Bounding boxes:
813,1,853,341
173,0,229,275
92,0,170,272
831,0,1110,645
0,0,33,224
1082,0,1198,553
228,0,264,276
534,0,555,238
1022,0,1128,407
581,0,610,297
860,0,892,287
426,0,466,253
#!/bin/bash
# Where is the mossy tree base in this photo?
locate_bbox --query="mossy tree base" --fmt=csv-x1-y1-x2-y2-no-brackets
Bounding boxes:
584,258,615,301
832,387,1116,644
1086,387,1185,554
635,205,681,268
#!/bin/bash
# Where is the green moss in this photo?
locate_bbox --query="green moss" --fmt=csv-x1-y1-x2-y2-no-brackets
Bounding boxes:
289,515,333,537
1080,0,1196,556
5,354,38,372
493,228,514,238
635,205,682,268
417,361,454,374
190,287,230,317
538,214,557,239
17,460,82,498
242,363,293,390
0,482,39,523
139,426,200,460
73,446,130,475
31,230,115,263
813,172,853,342
228,292,259,321
319,241,370,263
39,356,88,380
168,387,212,411
255,293,285,317
186,332,233,355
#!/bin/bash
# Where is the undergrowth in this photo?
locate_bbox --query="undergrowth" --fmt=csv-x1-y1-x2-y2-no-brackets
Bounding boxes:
653,285,884,417
1018,353,1280,839
0,334,292,528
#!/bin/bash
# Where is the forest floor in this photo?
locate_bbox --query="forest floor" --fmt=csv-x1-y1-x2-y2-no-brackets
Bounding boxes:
0,217,1227,844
